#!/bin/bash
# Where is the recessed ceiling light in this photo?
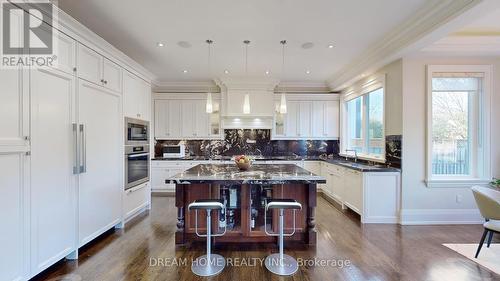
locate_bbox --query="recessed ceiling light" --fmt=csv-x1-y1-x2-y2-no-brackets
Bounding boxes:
177,41,192,48
265,70,270,75
157,42,165,47
305,70,311,74
301,42,314,49
182,70,188,73
328,44,334,49
224,69,229,74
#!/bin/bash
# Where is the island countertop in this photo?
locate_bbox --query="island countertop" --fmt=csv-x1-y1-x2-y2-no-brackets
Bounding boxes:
169,164,326,185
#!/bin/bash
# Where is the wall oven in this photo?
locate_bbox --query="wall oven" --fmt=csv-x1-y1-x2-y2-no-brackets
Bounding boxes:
125,117,149,145
125,145,150,190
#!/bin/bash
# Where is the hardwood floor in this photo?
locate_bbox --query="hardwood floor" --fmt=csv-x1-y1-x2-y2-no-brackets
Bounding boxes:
32,196,499,281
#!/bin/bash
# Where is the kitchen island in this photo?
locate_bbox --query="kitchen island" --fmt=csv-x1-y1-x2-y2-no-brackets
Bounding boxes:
170,164,326,245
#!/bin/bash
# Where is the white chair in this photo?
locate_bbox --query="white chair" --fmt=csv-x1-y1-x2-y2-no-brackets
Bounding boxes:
471,186,500,258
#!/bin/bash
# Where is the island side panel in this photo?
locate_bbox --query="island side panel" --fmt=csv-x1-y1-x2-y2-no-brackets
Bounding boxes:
307,183,317,245
175,183,185,244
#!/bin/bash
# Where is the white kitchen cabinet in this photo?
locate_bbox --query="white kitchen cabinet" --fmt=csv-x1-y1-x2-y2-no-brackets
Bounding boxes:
37,21,77,75
342,169,363,214
123,71,151,120
29,67,77,275
181,100,210,139
0,67,29,149
77,44,122,93
151,161,191,192
124,182,150,222
312,101,339,138
77,80,122,247
298,102,313,137
272,95,340,140
0,153,28,281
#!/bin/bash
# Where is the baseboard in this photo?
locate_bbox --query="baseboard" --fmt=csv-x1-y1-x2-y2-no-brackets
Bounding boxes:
124,201,150,224
400,208,483,225
152,191,175,197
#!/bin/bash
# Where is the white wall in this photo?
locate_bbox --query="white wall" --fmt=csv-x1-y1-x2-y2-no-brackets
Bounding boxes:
401,55,500,224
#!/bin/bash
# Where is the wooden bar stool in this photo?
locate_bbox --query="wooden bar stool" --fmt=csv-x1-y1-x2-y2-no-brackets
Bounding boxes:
188,199,226,277
264,199,302,276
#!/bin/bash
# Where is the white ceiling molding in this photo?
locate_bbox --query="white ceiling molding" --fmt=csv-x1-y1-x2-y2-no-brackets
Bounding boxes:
153,81,220,93
327,0,491,91
421,35,500,55
214,77,280,92
275,81,331,93
20,2,156,83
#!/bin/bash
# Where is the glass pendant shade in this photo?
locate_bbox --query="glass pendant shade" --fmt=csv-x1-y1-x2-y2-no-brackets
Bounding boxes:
243,94,251,114
206,92,213,113
279,93,287,114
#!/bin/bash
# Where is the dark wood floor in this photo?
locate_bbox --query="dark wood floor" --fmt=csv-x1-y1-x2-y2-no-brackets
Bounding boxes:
32,196,499,281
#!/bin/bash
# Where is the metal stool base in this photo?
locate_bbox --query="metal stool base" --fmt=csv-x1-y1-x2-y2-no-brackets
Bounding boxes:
265,253,299,276
191,254,225,277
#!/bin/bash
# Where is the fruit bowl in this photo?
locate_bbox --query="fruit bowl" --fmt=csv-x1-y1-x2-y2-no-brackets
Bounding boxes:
234,155,251,171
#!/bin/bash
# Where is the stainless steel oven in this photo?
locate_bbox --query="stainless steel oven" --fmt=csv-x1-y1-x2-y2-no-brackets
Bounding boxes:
125,145,150,190
125,117,149,145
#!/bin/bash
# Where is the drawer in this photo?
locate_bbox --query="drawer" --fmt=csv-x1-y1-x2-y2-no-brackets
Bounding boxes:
151,161,186,168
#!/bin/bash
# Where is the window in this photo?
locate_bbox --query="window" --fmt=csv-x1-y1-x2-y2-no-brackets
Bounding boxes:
426,65,491,187
342,76,385,161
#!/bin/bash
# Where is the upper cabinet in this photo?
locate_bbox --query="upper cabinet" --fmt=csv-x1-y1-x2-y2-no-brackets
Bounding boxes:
76,44,122,93
273,94,340,140
123,71,151,120
154,94,221,140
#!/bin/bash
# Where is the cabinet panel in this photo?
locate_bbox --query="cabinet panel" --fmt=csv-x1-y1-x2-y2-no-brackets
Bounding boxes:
168,101,182,138
325,101,339,137
298,101,312,137
123,71,139,119
38,22,76,75
78,81,122,246
312,101,325,137
344,169,363,214
77,44,102,85
194,100,209,138
103,58,122,93
154,100,168,139
139,79,151,121
0,67,27,147
285,101,299,137
0,153,26,281
30,68,76,274
181,101,195,137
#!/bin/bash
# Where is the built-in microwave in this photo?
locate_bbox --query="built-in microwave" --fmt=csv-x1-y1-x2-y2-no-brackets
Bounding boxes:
163,145,186,158
125,117,149,145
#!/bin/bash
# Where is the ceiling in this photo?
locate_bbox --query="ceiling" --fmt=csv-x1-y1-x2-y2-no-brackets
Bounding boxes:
57,0,437,84
422,6,500,56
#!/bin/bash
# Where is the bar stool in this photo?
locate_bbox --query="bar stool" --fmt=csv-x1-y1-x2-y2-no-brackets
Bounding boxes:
264,199,302,276
188,199,226,277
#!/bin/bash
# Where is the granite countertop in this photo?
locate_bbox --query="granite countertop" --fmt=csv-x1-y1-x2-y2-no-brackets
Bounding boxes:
153,155,401,173
169,164,327,185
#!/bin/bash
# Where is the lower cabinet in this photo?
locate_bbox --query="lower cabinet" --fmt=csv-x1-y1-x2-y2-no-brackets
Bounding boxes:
0,153,28,281
124,182,151,222
319,162,401,224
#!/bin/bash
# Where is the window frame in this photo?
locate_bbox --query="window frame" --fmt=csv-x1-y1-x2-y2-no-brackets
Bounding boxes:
425,65,492,188
340,74,386,163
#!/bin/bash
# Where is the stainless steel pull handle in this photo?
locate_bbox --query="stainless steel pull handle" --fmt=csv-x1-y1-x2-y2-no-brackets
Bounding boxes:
79,124,87,173
72,123,79,174
128,153,149,158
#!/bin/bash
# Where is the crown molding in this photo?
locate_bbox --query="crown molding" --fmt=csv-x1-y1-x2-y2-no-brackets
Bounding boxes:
421,35,500,55
276,81,331,93
214,77,280,92
153,80,220,93
327,0,487,91
20,2,157,82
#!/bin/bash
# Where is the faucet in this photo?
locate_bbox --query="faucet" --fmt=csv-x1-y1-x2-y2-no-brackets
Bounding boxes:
345,149,358,163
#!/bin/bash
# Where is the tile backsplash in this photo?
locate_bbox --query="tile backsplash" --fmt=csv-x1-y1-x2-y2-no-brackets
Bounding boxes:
155,129,339,158
154,130,402,169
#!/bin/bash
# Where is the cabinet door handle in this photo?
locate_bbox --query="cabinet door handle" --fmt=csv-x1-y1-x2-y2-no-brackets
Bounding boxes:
100,79,104,83
72,124,79,174
104,80,108,84
79,124,87,173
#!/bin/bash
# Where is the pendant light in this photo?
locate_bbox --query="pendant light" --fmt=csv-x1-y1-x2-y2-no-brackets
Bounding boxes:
243,40,251,114
279,40,287,114
205,39,214,113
